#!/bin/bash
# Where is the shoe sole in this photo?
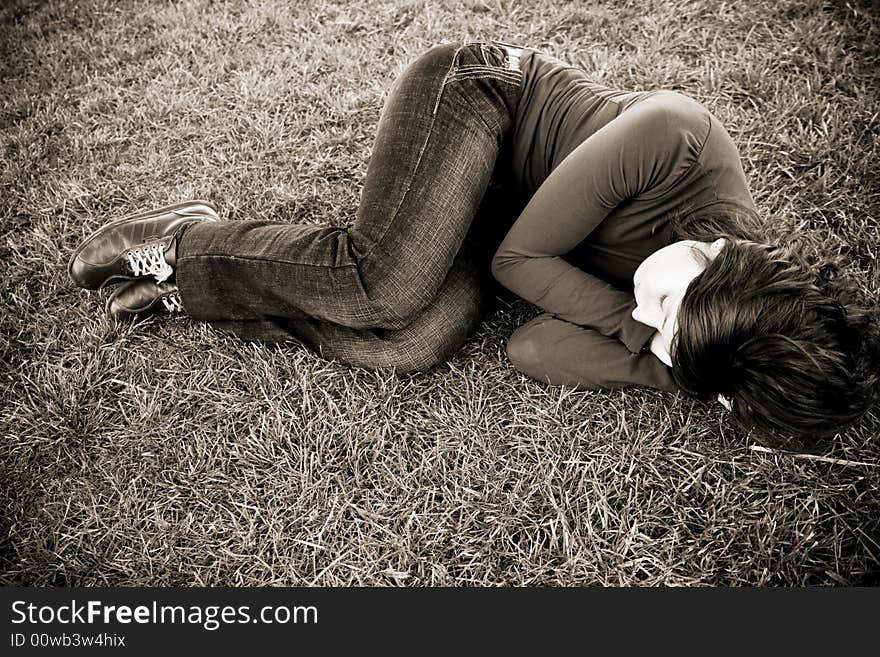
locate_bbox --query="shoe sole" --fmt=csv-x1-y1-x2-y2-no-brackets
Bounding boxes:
68,199,219,289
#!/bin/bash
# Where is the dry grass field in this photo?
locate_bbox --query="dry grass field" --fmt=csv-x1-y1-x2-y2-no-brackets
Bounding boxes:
1,0,878,585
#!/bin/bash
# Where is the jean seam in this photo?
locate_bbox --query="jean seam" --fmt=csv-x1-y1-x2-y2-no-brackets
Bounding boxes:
445,65,521,83
436,44,465,108
450,64,518,73
446,72,522,86
456,63,517,73
446,71,522,85
178,253,359,269
358,43,464,282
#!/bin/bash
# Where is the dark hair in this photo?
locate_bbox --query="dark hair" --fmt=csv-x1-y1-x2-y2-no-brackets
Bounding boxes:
667,203,762,244
668,210,880,447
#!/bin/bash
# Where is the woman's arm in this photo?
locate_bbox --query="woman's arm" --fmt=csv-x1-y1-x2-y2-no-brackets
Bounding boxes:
492,91,710,353
507,314,678,391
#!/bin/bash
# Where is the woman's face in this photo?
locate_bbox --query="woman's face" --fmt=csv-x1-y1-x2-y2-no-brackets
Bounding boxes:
632,239,726,366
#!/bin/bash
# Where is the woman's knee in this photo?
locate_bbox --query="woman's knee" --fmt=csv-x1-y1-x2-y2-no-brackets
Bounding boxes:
396,305,484,371
338,324,466,373
360,290,429,331
364,259,475,330
376,297,483,372
397,332,462,373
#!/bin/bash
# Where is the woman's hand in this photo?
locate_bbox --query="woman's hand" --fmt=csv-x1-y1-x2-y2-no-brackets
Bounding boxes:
648,330,673,367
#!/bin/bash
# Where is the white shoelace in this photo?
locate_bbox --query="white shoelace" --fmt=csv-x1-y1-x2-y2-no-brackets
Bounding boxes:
126,243,173,283
161,289,184,312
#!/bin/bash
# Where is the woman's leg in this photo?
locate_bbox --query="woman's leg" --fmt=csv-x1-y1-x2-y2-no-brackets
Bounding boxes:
200,175,523,372
175,41,523,332
241,238,490,372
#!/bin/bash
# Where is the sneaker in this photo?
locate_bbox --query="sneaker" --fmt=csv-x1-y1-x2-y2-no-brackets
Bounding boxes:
105,279,185,321
68,199,219,289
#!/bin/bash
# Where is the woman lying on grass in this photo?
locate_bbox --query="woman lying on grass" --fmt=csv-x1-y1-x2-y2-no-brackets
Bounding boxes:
68,41,879,446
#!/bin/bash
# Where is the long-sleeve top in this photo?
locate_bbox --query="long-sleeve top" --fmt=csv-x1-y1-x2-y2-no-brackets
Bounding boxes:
492,49,757,391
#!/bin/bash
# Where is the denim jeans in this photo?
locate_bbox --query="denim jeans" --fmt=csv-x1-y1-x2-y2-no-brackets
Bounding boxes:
176,41,525,371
